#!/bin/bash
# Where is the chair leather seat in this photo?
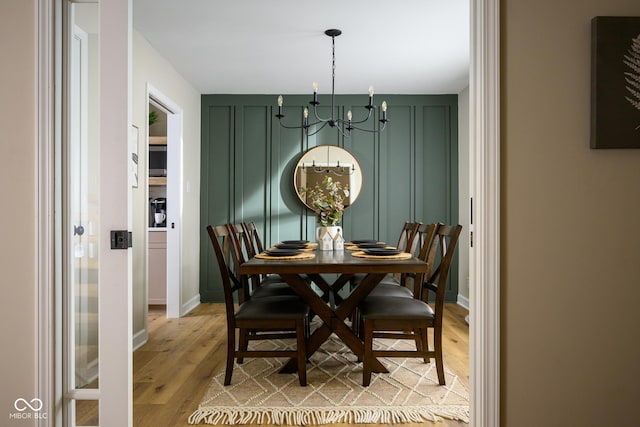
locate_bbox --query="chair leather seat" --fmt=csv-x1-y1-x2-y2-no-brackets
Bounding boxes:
252,280,297,298
366,282,414,298
261,274,286,285
252,274,312,298
359,296,434,320
351,272,394,288
236,296,309,320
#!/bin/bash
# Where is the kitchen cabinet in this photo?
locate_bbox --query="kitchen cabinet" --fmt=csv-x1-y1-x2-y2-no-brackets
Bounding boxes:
148,230,167,304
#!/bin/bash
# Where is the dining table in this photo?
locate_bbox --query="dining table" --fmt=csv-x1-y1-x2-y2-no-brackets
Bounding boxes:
239,246,429,373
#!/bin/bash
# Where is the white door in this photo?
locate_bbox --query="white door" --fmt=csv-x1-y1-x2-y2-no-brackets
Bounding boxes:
62,1,131,425
166,108,182,318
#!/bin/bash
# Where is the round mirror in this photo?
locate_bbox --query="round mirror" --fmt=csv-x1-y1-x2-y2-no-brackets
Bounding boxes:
294,145,363,210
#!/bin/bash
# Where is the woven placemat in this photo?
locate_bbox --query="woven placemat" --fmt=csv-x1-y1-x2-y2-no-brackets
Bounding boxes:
255,252,316,261
351,251,413,260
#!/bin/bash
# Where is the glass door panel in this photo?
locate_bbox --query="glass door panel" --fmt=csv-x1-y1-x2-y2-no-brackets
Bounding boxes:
65,2,100,425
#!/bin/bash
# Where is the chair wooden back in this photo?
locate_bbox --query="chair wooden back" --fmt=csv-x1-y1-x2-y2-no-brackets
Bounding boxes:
389,221,423,285
206,225,250,325
241,221,264,258
396,221,423,254
227,223,249,263
225,223,261,295
406,223,439,294
418,224,463,324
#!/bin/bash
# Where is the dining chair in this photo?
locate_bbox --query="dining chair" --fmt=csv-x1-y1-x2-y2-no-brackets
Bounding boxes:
239,221,299,299
359,223,462,386
206,224,309,386
364,222,432,299
350,221,423,295
351,223,437,339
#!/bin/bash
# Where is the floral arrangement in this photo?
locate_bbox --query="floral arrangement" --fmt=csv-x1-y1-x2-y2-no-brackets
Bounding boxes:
301,176,350,226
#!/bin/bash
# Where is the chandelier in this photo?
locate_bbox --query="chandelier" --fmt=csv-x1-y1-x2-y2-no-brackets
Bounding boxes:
275,29,388,137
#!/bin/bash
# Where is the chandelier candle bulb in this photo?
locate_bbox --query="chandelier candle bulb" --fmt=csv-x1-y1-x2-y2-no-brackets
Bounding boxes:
381,101,388,121
277,95,283,116
368,86,374,107
313,82,318,103
303,107,309,126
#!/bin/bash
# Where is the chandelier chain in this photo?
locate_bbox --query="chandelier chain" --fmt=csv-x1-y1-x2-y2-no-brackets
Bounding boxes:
331,35,336,121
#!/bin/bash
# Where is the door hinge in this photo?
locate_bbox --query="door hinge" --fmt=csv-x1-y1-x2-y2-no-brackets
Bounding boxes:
110,230,132,249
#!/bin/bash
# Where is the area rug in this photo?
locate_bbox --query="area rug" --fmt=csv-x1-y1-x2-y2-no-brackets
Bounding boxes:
188,335,469,425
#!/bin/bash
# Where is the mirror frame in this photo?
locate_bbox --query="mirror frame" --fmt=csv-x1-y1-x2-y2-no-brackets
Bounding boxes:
293,145,363,211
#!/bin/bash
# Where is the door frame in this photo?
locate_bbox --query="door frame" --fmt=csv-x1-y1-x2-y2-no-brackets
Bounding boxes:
35,0,501,425
469,0,501,425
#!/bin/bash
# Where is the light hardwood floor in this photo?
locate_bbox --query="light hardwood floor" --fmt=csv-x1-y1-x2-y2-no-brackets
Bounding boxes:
131,303,469,427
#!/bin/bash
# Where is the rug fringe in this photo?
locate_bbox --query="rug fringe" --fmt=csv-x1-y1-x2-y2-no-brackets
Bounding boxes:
188,405,470,425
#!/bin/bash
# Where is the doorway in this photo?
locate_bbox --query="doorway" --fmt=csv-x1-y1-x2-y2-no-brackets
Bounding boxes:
36,0,499,425
147,102,168,314
146,88,183,321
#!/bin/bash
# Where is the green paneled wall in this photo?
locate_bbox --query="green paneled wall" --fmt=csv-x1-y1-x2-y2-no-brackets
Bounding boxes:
200,94,459,302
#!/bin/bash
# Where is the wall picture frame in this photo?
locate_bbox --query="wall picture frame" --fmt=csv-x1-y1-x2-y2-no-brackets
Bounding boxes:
591,16,640,149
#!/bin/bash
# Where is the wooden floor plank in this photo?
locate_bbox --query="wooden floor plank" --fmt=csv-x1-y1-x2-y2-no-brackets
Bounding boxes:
131,303,469,427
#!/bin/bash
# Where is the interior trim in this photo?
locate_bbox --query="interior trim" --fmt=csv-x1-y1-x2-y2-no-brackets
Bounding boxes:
37,0,58,425
470,0,501,425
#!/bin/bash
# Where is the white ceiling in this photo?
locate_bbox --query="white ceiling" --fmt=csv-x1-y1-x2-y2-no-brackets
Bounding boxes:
133,0,469,95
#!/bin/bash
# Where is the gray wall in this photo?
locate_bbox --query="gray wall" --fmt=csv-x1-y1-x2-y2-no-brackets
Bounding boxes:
200,94,460,302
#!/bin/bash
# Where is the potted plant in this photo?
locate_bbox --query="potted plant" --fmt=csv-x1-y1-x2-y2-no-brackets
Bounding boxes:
301,176,349,249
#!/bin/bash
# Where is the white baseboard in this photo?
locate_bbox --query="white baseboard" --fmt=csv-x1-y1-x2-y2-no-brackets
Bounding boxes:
148,297,167,305
181,294,200,316
132,328,148,352
457,294,470,311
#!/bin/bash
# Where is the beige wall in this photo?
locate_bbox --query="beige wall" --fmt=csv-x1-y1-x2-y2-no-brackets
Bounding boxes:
502,0,640,425
132,30,201,341
0,1,37,423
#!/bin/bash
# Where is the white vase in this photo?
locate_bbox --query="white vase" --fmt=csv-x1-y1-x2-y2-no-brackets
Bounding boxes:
316,225,342,251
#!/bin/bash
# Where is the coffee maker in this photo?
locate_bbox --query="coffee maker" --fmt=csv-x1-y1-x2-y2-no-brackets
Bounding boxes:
149,197,167,227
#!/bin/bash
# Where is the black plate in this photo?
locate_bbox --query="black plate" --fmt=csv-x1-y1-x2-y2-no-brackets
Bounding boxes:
363,248,402,256
357,242,388,248
276,243,308,249
281,240,309,245
265,248,302,257
350,239,377,244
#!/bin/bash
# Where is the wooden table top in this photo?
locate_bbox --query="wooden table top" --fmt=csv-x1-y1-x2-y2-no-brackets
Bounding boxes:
240,249,428,275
